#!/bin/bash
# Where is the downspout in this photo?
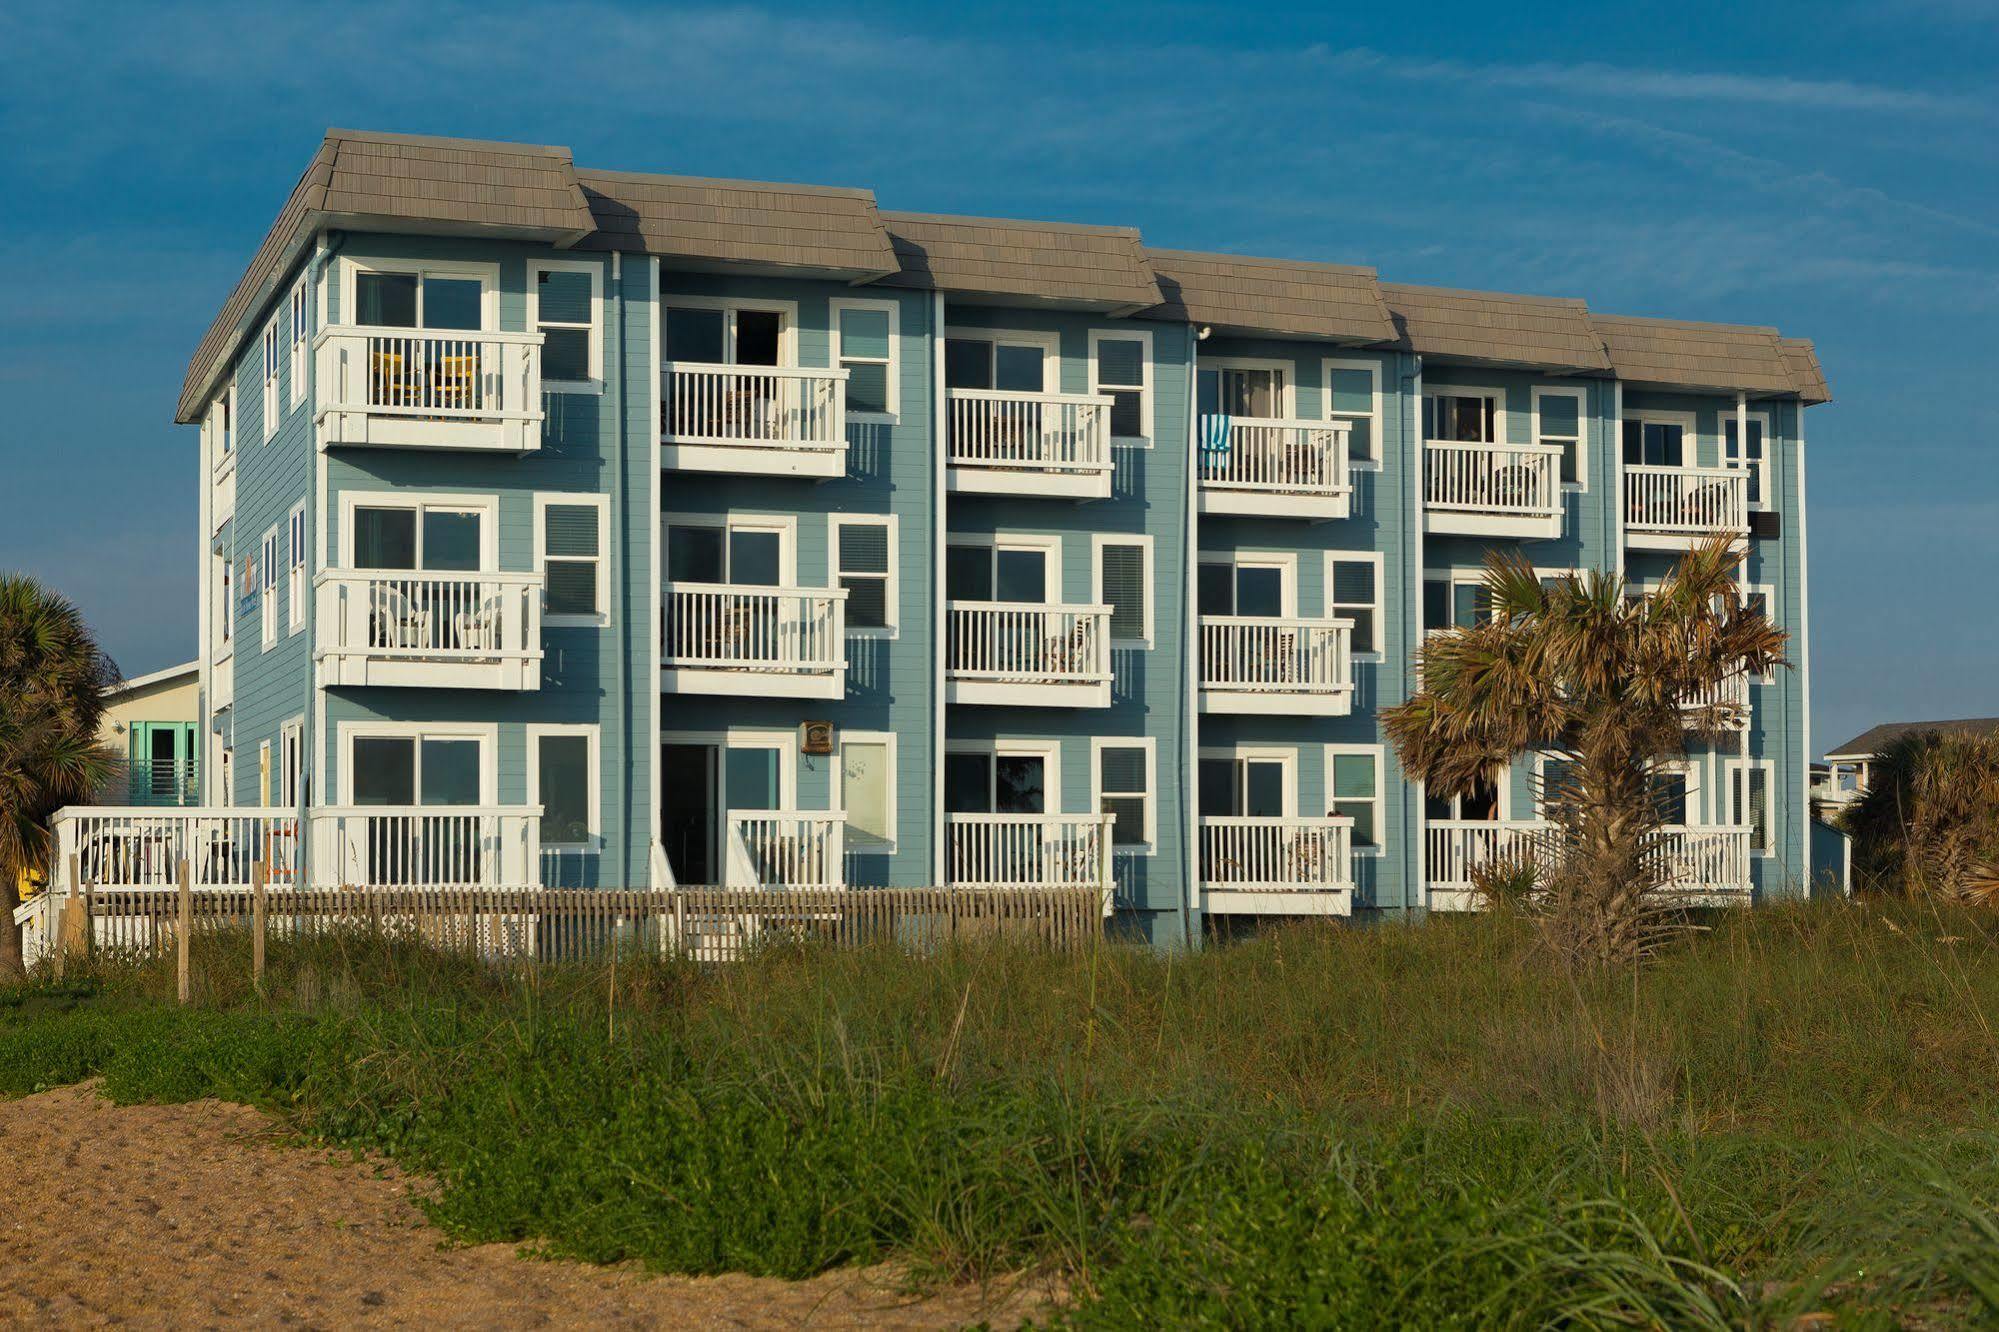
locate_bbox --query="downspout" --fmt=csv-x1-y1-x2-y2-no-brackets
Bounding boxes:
1179,325,1198,950
1797,403,1819,890
613,249,631,889
1404,352,1423,918
932,291,947,887
302,232,340,879
1736,390,1751,870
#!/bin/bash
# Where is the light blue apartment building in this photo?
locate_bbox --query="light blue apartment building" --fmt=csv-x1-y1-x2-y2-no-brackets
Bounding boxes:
176,130,1829,946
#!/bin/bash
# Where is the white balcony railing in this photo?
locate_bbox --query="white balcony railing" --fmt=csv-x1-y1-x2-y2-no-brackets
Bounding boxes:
315,570,544,690
946,389,1113,496
311,807,542,889
1198,416,1350,515
1654,824,1753,895
661,363,847,453
1426,820,1753,897
1424,441,1562,520
726,810,845,889
947,601,1113,692
1201,816,1354,893
50,807,303,895
1682,672,1752,730
315,326,544,452
1624,464,1750,537
661,583,847,679
1199,615,1353,713
946,813,1113,897
1425,820,1559,892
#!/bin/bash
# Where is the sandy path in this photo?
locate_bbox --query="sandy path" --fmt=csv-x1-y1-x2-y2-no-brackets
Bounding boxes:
0,1083,1050,1329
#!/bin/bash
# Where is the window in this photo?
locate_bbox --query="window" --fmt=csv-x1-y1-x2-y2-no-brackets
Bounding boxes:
217,747,233,807
261,316,281,440
944,331,1052,392
1423,575,1491,632
528,260,603,388
945,744,1057,815
213,545,233,654
1326,746,1383,851
349,263,491,331
536,494,611,627
1723,413,1771,510
259,525,279,649
221,384,235,459
838,732,896,850
945,535,1058,604
530,725,600,849
1198,558,1292,618
665,514,795,587
1093,739,1156,852
1326,552,1382,655
1090,330,1152,443
1094,535,1152,646
1622,416,1690,467
342,724,493,807
1324,358,1382,466
1424,391,1498,443
344,493,492,571
279,719,303,809
1197,362,1289,419
286,503,307,633
831,514,897,636
1534,387,1588,489
662,300,791,366
287,280,309,408
1726,761,1774,855
1199,750,1294,818
831,299,898,419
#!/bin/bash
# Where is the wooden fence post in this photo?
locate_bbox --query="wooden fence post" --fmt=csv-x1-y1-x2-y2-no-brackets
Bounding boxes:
177,857,192,1006
251,859,267,995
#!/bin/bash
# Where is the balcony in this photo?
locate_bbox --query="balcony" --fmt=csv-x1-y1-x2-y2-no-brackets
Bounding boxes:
1199,616,1354,716
1198,417,1351,520
1200,816,1355,915
946,601,1112,708
661,583,847,700
311,806,543,888
314,326,544,453
1425,819,1753,910
119,758,201,808
1624,464,1750,550
946,813,1113,901
660,363,848,478
1683,672,1751,732
315,570,544,690
726,810,846,888
1652,824,1753,900
946,389,1113,500
1423,441,1563,539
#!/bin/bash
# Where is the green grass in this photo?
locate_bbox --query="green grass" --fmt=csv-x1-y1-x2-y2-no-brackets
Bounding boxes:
7,899,1999,1324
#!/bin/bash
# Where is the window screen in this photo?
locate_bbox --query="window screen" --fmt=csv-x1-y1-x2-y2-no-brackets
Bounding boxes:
1099,542,1147,641
543,503,602,617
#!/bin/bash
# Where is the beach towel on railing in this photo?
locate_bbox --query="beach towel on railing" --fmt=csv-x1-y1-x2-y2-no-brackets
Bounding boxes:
1201,414,1233,469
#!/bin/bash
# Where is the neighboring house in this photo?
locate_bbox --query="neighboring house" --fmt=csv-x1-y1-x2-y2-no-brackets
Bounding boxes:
98,661,201,806
155,128,1827,943
1820,718,1999,812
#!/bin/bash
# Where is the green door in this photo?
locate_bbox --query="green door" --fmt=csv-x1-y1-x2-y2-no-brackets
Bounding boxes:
128,722,197,805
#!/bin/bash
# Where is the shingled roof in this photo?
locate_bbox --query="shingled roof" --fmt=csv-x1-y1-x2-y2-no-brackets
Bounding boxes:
575,170,896,278
1592,314,1797,397
1825,718,1999,759
177,129,595,422
1139,249,1395,344
874,212,1159,311
1379,284,1613,373
1779,337,1832,405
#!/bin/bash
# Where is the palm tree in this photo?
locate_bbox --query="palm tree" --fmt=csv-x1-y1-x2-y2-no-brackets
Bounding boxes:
0,577,122,980
1384,535,1787,967
1845,727,1999,900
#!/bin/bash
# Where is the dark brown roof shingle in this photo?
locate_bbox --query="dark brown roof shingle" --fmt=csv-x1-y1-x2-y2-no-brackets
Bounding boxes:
575,170,896,277
1138,249,1394,344
1380,283,1612,373
1826,718,1999,759
874,211,1158,310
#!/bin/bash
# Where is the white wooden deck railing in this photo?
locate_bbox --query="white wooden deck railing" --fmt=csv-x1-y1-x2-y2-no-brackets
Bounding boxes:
50,808,303,897
1682,672,1752,729
947,601,1112,686
947,389,1113,477
726,810,846,888
1424,441,1563,516
310,807,542,889
315,326,543,447
316,570,543,663
661,583,847,675
1200,816,1354,892
1427,820,1753,894
1624,464,1750,535
661,363,847,451
1198,417,1350,498
946,813,1114,896
1653,825,1753,894
1199,616,1353,701
1425,820,1559,891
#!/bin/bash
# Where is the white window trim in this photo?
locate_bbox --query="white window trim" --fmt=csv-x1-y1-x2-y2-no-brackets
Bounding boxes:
335,720,501,807
261,316,281,442
287,279,309,409
1421,768,1516,821
1197,356,1298,419
829,297,901,424
662,728,803,813
1423,568,1500,634
836,729,898,854
338,256,501,331
1532,385,1590,493
537,492,615,629
659,294,800,367
1724,757,1777,856
1621,409,1697,469
1198,744,1299,817
662,510,801,588
943,326,1061,392
1422,383,1508,444
1092,532,1154,648
1324,743,1386,856
339,491,502,569
1199,551,1299,618
528,723,603,852
286,501,307,634
279,717,303,809
526,258,605,392
1089,326,1154,447
259,524,280,650
258,739,272,807
1723,408,1776,512
1323,357,1385,471
829,512,899,639
1324,549,1385,661
944,740,1064,815
1090,736,1157,855
944,531,1065,605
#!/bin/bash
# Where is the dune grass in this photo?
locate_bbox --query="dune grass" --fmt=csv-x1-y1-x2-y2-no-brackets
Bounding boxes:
6,898,1999,1324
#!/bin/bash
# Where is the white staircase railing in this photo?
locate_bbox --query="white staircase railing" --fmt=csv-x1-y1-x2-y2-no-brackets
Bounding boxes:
725,811,846,888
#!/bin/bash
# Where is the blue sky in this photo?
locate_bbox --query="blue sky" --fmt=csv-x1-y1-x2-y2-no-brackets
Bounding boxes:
1,0,1994,753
